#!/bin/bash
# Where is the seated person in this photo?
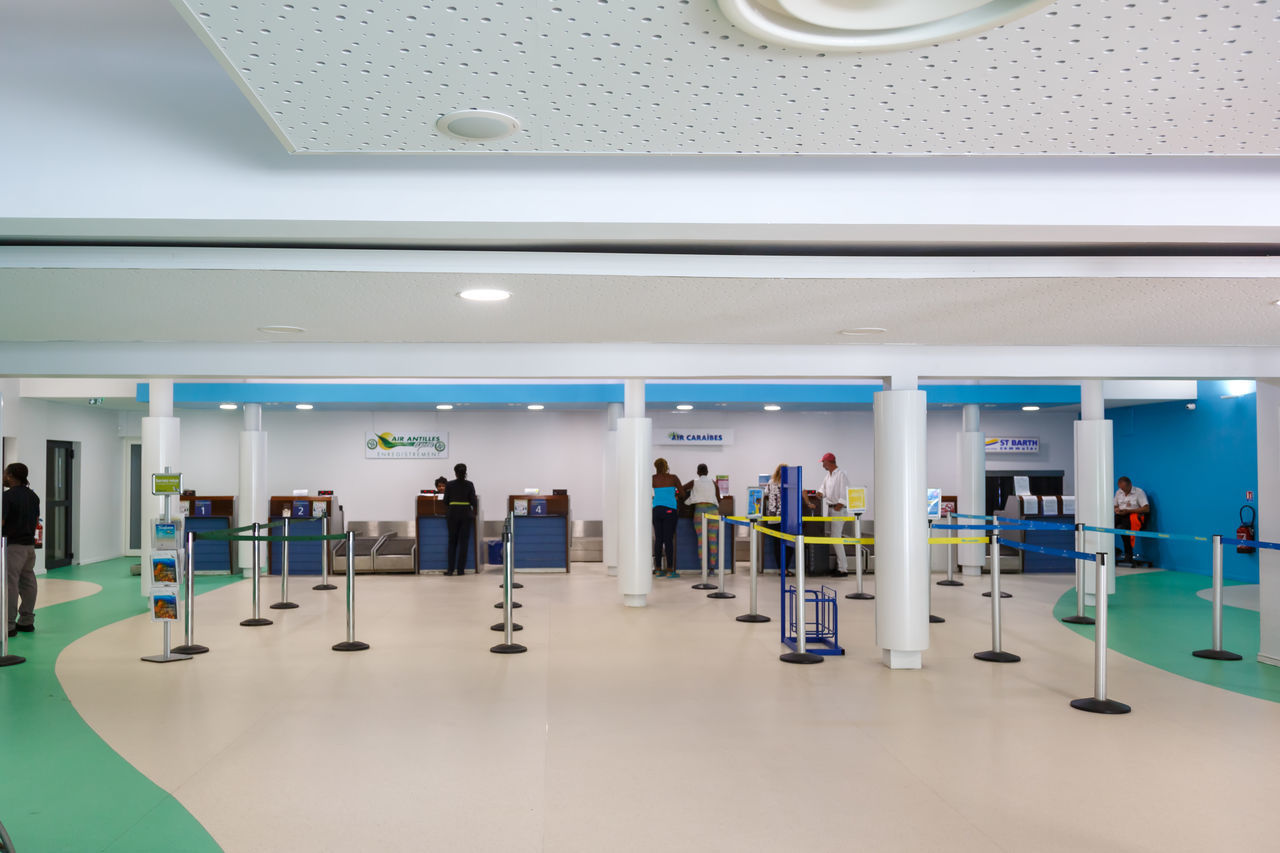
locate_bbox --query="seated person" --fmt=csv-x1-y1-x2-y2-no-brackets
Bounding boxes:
1113,476,1150,563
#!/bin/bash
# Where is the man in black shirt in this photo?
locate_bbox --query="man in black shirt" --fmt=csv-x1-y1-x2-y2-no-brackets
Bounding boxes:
3,463,41,637
443,463,478,576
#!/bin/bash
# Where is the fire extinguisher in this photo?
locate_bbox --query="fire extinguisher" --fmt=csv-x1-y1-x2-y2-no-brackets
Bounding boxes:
1237,505,1256,554
34,517,44,549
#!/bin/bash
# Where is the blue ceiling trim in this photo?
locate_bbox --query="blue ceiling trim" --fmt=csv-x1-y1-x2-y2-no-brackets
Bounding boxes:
138,383,625,405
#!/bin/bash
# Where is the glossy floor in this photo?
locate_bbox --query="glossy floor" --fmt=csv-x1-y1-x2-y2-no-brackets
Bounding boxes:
4,560,1279,852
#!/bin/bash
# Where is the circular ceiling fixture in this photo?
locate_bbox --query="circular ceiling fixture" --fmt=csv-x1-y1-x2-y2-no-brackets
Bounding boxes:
219,403,238,411
459,288,511,302
436,404,454,411
527,404,545,411
436,110,521,142
1021,405,1041,412
839,327,887,336
676,404,694,411
763,404,782,412
717,0,1055,52
258,324,305,335
295,403,314,411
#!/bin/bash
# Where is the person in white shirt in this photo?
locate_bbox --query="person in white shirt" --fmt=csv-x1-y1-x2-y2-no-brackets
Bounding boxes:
1113,476,1150,563
807,452,850,576
683,463,721,573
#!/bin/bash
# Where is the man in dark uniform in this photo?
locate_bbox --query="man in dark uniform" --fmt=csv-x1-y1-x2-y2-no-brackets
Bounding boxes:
3,462,41,637
443,463,477,576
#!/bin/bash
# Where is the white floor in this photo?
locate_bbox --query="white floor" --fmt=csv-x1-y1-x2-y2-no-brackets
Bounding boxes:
55,565,1280,853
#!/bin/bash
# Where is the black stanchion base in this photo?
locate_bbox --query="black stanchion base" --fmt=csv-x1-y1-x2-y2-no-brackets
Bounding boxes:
1192,648,1243,661
982,591,1013,598
0,654,26,667
490,622,524,631
1061,615,1096,625
313,583,338,590
171,644,210,655
691,582,718,590
1070,697,1131,714
930,614,945,623
240,617,273,627
490,643,528,654
141,652,192,663
974,649,1021,663
494,601,523,609
736,613,771,623
497,582,524,589
780,651,824,664
845,592,875,600
269,601,300,610
937,579,964,587
707,591,736,599
332,640,370,652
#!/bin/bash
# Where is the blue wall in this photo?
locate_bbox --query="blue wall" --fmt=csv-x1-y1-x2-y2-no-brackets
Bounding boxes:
1109,381,1258,582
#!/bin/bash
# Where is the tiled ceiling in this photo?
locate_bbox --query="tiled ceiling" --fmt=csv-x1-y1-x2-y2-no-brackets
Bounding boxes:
175,0,1279,155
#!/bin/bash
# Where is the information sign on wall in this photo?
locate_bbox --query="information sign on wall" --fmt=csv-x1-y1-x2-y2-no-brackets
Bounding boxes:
655,428,734,445
365,432,449,459
984,437,1040,453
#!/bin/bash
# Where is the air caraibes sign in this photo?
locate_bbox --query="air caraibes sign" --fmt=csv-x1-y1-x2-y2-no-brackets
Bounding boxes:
655,428,734,446
365,432,449,459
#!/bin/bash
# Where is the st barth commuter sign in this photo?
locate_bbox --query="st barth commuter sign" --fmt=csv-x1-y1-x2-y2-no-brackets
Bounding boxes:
365,431,449,459
655,428,734,446
984,436,1040,453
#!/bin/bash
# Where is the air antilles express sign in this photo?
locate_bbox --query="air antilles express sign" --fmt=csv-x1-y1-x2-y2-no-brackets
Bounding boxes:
365,432,449,459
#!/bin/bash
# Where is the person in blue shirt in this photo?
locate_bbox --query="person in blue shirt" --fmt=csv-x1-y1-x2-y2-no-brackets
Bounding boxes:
652,458,685,578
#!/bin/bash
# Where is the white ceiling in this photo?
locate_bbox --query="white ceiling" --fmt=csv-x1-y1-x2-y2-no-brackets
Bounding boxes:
1,0,1278,385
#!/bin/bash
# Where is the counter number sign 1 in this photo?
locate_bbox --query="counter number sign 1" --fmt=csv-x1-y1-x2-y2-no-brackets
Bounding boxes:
152,473,183,496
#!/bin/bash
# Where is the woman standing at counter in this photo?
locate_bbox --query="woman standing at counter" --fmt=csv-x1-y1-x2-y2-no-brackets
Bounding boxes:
684,463,720,575
444,463,478,576
652,458,684,578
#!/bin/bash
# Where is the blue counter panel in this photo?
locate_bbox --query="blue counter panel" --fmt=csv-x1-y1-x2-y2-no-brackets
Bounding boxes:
1022,525,1075,573
416,516,476,572
268,517,325,575
512,516,567,570
185,516,232,574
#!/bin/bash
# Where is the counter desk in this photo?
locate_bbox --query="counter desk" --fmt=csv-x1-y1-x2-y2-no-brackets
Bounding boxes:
674,496,735,572
996,494,1074,572
415,494,482,574
180,495,234,574
267,495,333,575
508,494,570,573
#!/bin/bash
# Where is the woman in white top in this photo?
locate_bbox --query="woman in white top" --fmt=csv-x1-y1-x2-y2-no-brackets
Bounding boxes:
683,463,721,573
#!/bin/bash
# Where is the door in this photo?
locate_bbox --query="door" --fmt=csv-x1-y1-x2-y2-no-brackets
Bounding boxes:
45,440,74,568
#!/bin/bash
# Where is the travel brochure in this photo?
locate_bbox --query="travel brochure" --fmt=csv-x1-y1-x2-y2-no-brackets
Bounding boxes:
150,593,179,622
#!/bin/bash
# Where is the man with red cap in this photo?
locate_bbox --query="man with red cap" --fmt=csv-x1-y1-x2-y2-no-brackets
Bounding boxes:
808,452,850,576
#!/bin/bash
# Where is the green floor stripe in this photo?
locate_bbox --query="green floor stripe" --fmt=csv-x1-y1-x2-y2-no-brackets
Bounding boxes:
0,558,240,853
1054,570,1280,704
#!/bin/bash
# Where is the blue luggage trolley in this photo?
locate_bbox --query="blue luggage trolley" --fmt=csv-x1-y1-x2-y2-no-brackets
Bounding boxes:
782,584,845,656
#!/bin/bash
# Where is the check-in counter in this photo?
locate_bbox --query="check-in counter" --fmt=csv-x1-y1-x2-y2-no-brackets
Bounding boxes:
268,495,334,575
415,493,482,573
179,494,234,574
675,496,735,571
996,494,1075,572
508,494,570,573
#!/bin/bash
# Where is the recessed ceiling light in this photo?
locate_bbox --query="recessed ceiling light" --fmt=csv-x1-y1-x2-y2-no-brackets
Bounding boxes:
839,327,887,336
676,404,694,411
436,404,454,411
219,403,238,411
459,288,511,302
1022,405,1041,412
763,404,782,412
527,404,544,411
436,109,521,141
258,324,305,335
295,403,314,411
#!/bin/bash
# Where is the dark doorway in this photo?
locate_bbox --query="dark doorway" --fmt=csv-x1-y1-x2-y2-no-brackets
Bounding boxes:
45,440,74,568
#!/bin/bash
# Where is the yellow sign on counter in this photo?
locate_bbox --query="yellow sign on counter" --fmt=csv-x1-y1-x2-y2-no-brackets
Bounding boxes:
846,487,867,513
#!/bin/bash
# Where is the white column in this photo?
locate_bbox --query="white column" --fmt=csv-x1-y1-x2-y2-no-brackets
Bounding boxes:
237,403,268,574
617,380,651,606
603,402,622,577
874,385,929,669
957,403,985,576
1074,380,1115,603
1256,380,1280,667
141,379,179,597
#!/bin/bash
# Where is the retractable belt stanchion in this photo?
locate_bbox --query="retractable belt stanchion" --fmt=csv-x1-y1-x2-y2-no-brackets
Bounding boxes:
938,526,963,586
928,520,945,624
1070,552,1130,714
1,538,26,667
780,533,822,664
707,515,735,599
1193,534,1243,661
692,512,717,590
845,513,873,600
270,517,300,610
333,530,370,651
314,515,337,591
171,528,209,655
492,511,523,632
737,520,770,623
1062,522,1095,625
240,522,272,626
491,510,527,654
974,525,1019,663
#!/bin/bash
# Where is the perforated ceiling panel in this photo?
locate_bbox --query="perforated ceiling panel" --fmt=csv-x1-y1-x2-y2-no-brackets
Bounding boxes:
175,1,1278,155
